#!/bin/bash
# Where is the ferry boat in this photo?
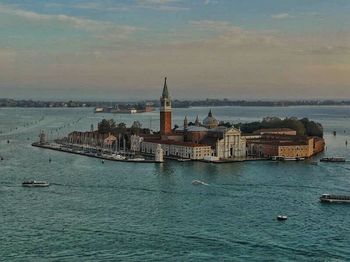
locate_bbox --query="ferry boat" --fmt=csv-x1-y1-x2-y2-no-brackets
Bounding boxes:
22,180,50,187
320,194,350,203
320,157,346,163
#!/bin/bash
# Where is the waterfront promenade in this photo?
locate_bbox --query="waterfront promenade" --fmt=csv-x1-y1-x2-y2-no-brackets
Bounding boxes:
32,142,161,163
33,142,270,164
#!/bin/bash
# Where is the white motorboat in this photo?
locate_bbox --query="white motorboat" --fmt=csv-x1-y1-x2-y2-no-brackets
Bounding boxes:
112,154,126,160
22,180,50,187
277,215,288,221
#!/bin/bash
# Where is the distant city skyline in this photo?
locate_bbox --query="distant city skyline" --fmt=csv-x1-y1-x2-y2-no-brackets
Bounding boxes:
1,0,350,99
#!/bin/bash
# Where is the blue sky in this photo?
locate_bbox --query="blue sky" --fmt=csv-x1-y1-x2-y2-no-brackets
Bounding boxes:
0,0,350,100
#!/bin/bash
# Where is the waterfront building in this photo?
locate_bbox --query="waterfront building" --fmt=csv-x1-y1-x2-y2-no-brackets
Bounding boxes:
141,140,212,160
246,134,325,158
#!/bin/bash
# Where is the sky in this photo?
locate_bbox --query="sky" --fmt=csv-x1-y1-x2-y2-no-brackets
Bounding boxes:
0,0,350,100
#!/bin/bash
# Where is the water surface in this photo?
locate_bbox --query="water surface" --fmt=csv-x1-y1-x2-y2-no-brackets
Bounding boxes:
1,106,350,261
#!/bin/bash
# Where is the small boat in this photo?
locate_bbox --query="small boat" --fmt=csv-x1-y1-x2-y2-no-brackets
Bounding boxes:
128,156,145,162
112,154,126,160
283,157,298,161
192,180,208,186
310,161,318,165
128,157,145,161
22,180,50,187
320,194,350,203
320,157,346,163
277,215,288,221
177,158,191,162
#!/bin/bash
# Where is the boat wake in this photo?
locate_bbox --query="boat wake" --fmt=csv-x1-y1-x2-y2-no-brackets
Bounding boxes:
192,180,209,186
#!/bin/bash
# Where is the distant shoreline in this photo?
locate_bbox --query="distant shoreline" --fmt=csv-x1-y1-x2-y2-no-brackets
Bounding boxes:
2,98,350,108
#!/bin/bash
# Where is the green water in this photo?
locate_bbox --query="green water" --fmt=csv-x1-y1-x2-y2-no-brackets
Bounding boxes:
1,106,350,261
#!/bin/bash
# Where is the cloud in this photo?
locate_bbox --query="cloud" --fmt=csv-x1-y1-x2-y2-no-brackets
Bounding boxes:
0,5,119,31
204,0,219,5
137,0,180,4
189,20,241,32
71,2,130,12
271,13,294,20
44,1,187,12
135,0,189,11
303,46,350,55
0,4,139,43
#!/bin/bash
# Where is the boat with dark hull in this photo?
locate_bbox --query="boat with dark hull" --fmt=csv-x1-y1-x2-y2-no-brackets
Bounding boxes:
320,194,350,203
277,215,288,221
320,157,346,163
22,180,50,187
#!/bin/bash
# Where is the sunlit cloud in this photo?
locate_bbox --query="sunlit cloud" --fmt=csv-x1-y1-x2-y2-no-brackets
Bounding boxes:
0,1,349,99
271,13,294,20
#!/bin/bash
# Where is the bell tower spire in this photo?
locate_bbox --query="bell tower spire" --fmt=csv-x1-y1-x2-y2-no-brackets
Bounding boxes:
160,77,172,135
162,77,169,98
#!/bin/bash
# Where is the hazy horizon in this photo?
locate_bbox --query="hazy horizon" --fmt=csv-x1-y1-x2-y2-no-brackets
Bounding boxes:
1,0,350,99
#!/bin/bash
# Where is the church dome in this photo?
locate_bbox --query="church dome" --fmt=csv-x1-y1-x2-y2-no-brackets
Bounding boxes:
203,110,219,129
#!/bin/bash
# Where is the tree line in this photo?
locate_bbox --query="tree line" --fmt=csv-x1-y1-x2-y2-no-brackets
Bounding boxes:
230,117,323,137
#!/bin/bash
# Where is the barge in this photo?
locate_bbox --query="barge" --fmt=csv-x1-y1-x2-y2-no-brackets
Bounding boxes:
22,180,50,187
320,194,350,203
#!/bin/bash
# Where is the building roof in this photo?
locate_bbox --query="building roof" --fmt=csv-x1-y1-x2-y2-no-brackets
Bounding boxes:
253,128,296,134
247,140,309,146
143,139,210,148
186,126,208,132
203,109,219,128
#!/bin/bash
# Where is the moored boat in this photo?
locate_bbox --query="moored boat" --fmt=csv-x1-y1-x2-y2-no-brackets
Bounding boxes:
177,158,191,162
283,157,297,161
320,194,350,203
128,156,145,161
22,180,50,187
112,154,126,160
320,157,346,163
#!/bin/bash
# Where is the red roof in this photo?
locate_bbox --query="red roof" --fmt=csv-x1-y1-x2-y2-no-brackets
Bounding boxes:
143,139,210,147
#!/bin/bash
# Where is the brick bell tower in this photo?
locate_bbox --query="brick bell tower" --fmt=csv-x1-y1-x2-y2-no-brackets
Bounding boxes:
160,77,172,135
